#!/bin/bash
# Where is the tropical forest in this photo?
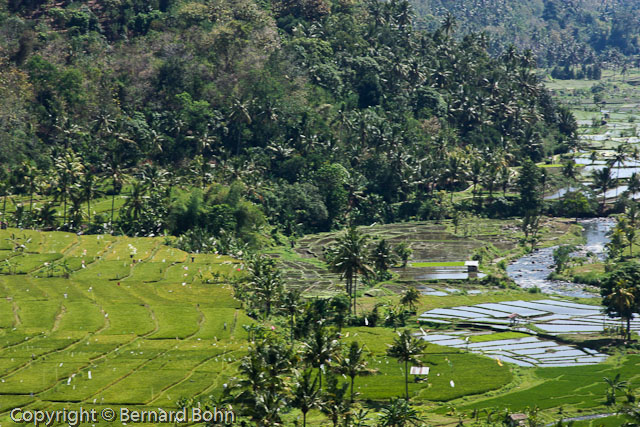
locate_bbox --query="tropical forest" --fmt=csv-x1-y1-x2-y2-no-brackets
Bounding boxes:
0,0,639,425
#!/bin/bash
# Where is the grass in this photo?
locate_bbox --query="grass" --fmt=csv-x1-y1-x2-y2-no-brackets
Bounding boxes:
0,228,250,425
468,332,530,343
340,327,512,401
458,355,640,417
411,261,466,267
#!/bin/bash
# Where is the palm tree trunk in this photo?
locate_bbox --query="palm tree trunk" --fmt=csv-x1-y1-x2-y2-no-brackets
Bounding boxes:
347,276,353,316
405,359,409,400
303,411,307,427
627,317,631,341
353,274,358,317
111,190,116,226
318,368,322,391
350,376,355,402
62,191,67,228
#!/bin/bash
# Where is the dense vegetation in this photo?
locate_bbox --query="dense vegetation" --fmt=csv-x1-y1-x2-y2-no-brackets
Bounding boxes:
409,0,640,67
0,0,575,245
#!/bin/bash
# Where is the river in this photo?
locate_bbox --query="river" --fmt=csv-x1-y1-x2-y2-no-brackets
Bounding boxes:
506,218,616,298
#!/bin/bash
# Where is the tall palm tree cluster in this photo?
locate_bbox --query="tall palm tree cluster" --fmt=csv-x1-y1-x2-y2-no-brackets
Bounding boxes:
1,0,575,237
221,326,426,426
0,153,265,255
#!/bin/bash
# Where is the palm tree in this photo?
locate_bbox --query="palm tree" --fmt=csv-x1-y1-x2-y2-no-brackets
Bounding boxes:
253,389,287,427
37,202,57,230
54,150,82,228
441,12,457,37
248,255,283,318
393,243,412,268
21,162,38,220
78,168,100,224
386,330,427,400
321,373,350,427
378,398,423,427
469,158,483,200
291,370,321,427
0,177,9,225
327,226,374,316
302,327,339,390
335,341,377,402
123,180,148,222
561,160,578,198
627,172,640,197
400,287,420,312
592,167,614,214
609,144,629,198
371,239,396,279
104,152,127,227
604,373,629,405
280,289,303,345
604,282,636,340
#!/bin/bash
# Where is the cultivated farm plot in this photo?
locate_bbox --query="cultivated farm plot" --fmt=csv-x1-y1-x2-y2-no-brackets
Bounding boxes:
274,219,526,295
544,70,640,201
0,228,251,423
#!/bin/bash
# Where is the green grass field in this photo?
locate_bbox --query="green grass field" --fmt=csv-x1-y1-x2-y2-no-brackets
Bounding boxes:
0,229,252,425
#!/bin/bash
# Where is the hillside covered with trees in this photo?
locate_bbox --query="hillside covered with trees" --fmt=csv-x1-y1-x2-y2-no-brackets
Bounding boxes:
0,0,575,245
410,0,640,67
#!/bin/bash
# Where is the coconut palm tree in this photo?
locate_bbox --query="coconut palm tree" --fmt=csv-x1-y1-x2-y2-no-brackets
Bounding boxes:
78,168,100,224
609,144,629,198
627,172,640,198
104,152,127,227
37,202,57,230
0,177,9,225
123,180,148,222
386,330,427,400
54,150,82,228
302,327,339,390
400,287,420,312
378,398,423,427
469,157,483,200
280,289,303,345
291,370,321,427
561,160,578,198
604,282,636,340
327,226,374,316
248,255,283,319
371,239,396,280
592,167,614,214
335,341,377,402
321,373,350,427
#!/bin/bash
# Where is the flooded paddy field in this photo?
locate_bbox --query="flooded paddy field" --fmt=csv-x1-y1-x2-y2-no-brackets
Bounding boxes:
418,298,639,367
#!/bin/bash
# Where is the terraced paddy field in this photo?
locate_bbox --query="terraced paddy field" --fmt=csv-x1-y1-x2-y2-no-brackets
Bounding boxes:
544,69,640,201
0,229,252,425
272,217,580,296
